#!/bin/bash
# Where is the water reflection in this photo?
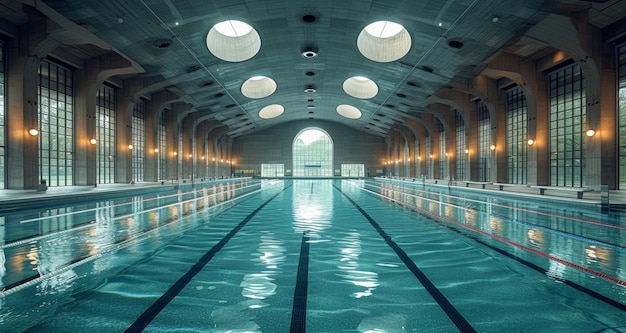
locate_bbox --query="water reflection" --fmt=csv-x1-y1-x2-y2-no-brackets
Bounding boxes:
240,232,286,304
292,180,333,238
336,230,379,298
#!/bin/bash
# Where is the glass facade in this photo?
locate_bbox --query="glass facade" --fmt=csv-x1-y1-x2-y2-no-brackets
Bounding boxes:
132,98,145,182
158,111,167,180
293,128,333,177
548,63,586,187
96,84,115,184
0,42,4,188
261,164,284,177
438,119,447,180
39,60,74,187
506,86,528,184
455,111,466,181
341,164,364,177
477,100,491,181
618,44,626,189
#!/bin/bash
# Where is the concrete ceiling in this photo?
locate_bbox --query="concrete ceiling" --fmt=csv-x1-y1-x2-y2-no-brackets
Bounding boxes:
5,0,626,138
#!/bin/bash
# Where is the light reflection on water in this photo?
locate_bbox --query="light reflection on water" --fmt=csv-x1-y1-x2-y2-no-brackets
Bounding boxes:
292,180,333,238
239,232,285,304
336,230,379,298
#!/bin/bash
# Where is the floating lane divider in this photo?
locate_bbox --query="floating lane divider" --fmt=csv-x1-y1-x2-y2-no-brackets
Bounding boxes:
334,184,477,333
290,231,311,333
356,184,626,311
125,182,292,333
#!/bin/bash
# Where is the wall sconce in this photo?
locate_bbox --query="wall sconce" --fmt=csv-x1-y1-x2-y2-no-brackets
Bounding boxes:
465,149,469,154
212,157,215,161
586,129,596,137
173,151,178,156
490,145,495,151
89,138,97,145
527,139,535,146
429,154,433,159
202,156,205,160
28,128,39,136
417,156,421,160
445,153,449,157
128,144,134,150
189,154,192,158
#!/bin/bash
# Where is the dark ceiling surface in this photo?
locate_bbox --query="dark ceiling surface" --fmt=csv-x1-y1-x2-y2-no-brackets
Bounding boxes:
5,0,626,138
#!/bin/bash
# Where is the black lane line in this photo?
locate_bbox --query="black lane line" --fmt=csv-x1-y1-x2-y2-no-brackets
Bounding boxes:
125,184,290,333
290,232,311,333
335,185,477,333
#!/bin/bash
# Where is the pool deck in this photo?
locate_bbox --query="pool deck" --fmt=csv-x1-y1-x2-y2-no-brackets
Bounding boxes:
0,179,624,210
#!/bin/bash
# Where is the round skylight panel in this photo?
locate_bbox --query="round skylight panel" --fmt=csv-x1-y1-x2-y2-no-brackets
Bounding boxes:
336,104,362,119
207,20,261,62
357,20,411,63
343,76,378,99
259,104,284,119
241,76,277,98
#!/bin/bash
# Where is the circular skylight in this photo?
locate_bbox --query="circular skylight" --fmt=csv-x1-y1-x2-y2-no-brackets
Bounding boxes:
207,20,261,62
343,76,378,99
364,21,404,38
241,76,277,99
357,20,411,63
336,104,362,119
259,104,284,119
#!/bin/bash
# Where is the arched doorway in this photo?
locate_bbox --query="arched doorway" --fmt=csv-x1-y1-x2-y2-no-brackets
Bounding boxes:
293,128,333,177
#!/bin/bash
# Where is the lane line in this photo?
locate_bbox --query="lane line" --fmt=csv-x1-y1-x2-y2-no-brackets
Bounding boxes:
335,184,476,333
289,232,310,333
356,184,626,311
125,184,289,333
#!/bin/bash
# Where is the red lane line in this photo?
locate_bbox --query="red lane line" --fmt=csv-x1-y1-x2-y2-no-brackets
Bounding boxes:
385,195,626,287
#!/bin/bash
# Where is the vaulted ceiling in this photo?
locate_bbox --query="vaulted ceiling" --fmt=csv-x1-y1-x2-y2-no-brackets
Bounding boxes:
3,0,626,138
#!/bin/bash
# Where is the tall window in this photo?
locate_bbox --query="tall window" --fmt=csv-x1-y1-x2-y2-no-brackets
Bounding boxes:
617,44,626,188
39,60,74,187
477,100,491,181
438,119,447,180
506,86,528,184
455,111,466,181
293,128,333,177
548,63,586,187
158,111,167,180
96,84,116,184
341,164,364,177
425,135,431,178
0,42,5,189
132,99,145,182
261,164,284,177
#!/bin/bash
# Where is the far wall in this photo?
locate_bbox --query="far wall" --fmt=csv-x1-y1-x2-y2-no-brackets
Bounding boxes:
232,120,387,177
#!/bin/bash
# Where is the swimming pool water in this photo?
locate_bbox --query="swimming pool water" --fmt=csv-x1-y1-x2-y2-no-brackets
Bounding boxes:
0,179,625,332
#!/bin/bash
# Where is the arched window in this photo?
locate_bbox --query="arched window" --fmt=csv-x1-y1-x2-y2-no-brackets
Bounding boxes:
293,128,333,177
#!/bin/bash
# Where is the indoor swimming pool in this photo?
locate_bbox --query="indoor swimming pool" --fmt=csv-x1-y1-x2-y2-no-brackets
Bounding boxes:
0,179,625,332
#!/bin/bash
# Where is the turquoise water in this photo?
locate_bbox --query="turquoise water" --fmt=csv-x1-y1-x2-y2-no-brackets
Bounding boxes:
0,179,625,332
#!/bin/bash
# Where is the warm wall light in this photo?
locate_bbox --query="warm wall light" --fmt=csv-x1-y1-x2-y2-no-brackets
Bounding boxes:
128,144,134,150
490,145,495,151
189,154,192,158
173,152,178,156
154,148,159,153
445,153,449,157
527,139,535,146
465,149,469,154
89,138,97,145
202,156,205,160
586,129,596,137
28,128,39,136
212,157,215,161
429,154,433,159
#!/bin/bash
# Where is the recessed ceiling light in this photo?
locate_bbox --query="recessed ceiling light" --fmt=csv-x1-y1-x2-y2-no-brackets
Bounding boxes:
304,87,316,93
302,50,318,58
